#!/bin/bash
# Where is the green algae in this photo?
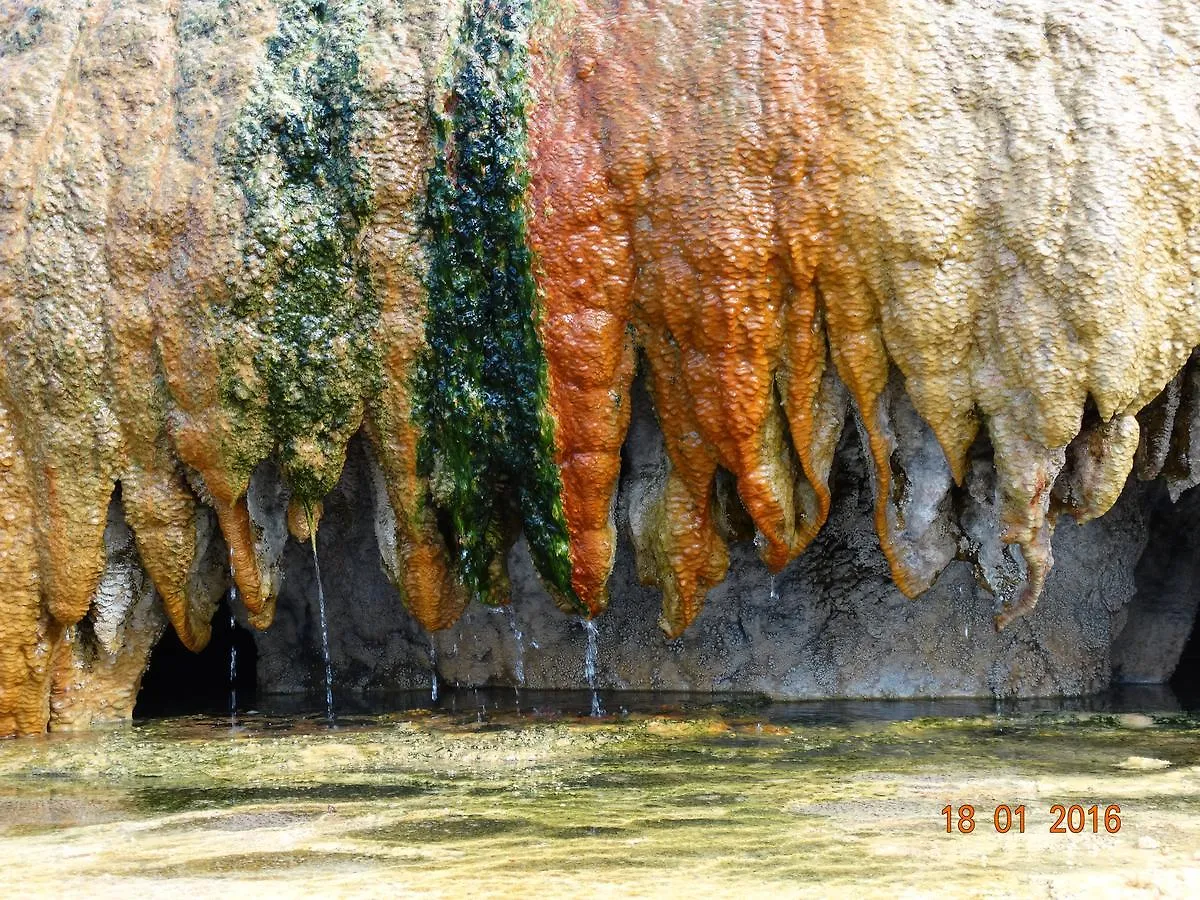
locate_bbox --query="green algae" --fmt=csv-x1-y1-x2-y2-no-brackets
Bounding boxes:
142,849,370,877
221,0,379,505
416,0,579,610
133,782,428,814
202,0,576,604
352,814,528,843
0,708,1198,894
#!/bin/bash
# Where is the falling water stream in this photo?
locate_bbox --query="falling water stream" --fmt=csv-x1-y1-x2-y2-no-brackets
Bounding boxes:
228,550,239,727
429,644,439,703
309,532,335,725
228,608,238,724
583,619,603,717
504,605,527,688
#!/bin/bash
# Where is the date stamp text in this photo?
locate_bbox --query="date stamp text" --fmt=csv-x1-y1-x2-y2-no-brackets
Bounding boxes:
941,804,1122,834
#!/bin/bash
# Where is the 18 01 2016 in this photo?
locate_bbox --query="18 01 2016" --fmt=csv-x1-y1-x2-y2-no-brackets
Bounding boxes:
940,804,1122,834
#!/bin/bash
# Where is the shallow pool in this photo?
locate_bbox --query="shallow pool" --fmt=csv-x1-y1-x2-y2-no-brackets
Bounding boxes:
1,691,1198,897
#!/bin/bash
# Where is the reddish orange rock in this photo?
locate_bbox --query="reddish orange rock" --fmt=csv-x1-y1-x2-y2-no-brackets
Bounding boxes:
530,2,844,635
530,0,1200,635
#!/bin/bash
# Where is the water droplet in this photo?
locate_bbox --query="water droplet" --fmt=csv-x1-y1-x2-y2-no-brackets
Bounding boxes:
430,643,439,703
228,607,238,726
228,557,239,729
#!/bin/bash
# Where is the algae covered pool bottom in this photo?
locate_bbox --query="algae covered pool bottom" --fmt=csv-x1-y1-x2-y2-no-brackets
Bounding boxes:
1,692,1199,898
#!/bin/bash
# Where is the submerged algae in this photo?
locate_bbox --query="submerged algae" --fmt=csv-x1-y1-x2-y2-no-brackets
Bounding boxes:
417,0,578,610
0,707,1197,895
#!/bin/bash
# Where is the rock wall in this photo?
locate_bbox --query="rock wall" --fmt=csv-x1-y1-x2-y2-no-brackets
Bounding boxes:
530,0,1200,637
2,0,1199,734
1111,484,1200,684
256,391,1199,701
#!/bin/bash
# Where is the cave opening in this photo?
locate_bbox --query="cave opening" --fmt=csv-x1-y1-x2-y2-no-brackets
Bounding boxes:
133,596,258,718
1171,618,1200,709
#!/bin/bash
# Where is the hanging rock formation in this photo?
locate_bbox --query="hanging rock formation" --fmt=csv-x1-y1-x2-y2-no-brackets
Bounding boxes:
1,0,1198,736
530,0,1200,636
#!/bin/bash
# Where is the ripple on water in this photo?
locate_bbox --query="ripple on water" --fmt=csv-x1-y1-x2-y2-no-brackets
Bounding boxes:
0,700,1196,896
133,782,429,814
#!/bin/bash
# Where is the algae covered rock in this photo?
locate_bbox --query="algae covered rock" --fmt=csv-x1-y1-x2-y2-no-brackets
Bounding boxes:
1,0,1199,735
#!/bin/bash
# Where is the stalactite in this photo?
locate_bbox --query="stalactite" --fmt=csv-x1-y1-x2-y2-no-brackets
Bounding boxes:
530,0,851,636
416,0,578,615
0,0,462,733
530,0,1200,634
49,497,168,730
1,0,1199,734
527,0,637,619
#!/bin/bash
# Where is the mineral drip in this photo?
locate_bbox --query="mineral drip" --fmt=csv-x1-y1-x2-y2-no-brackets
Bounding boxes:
1,0,1199,736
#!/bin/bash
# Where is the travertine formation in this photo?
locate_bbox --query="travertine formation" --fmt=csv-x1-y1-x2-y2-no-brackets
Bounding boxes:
0,0,474,735
1,0,1198,736
530,0,1200,635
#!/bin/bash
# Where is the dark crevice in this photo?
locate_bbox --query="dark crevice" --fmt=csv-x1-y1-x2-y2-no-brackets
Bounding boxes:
134,596,258,718
1171,601,1200,708
1111,483,1200,695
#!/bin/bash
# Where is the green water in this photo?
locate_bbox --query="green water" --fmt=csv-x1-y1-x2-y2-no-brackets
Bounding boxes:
1,694,1198,897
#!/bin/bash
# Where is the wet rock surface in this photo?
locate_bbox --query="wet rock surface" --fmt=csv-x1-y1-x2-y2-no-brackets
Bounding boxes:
2,1,1200,733
257,403,1198,701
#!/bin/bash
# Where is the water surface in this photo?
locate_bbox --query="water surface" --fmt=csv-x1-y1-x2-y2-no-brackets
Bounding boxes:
1,691,1198,897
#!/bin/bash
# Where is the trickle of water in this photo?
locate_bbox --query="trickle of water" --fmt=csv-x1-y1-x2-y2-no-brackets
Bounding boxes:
310,532,335,726
583,619,603,717
504,605,527,688
228,609,238,720
228,551,239,727
769,574,779,604
429,644,439,703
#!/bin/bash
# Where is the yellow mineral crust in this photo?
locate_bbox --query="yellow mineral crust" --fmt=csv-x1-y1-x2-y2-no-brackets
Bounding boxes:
530,0,1200,635
819,0,1200,627
0,0,462,734
1,0,1199,735
0,399,59,736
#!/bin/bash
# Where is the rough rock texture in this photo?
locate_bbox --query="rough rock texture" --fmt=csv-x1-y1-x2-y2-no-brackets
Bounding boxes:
530,0,1200,636
50,498,170,729
2,0,1200,734
47,493,225,729
257,393,1197,700
0,0,466,734
254,438,431,695
1111,485,1200,684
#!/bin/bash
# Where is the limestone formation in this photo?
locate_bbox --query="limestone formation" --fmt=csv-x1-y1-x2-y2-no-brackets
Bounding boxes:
0,0,470,735
1,0,1198,735
49,494,224,729
530,0,1200,636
